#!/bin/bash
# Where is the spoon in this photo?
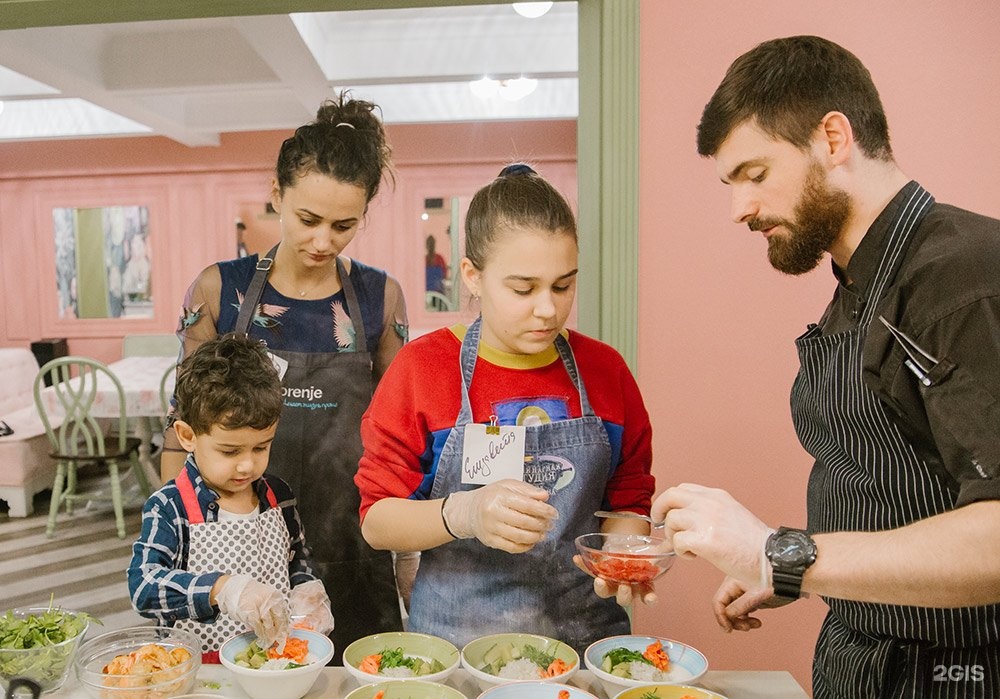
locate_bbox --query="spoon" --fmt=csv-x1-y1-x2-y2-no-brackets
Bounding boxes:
594,510,665,529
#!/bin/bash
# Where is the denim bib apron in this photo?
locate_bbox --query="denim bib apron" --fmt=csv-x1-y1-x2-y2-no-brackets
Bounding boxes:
407,318,629,655
235,250,401,664
174,464,290,656
792,185,1000,697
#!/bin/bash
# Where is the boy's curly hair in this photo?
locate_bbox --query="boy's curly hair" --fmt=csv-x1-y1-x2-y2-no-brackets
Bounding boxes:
174,333,283,435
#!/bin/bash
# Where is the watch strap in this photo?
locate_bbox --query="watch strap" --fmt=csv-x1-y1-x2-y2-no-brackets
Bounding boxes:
772,569,804,599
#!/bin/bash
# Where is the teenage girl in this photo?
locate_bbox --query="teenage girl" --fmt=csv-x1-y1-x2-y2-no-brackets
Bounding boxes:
356,164,655,654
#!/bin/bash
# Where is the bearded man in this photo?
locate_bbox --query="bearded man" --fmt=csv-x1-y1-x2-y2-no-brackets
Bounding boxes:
652,35,1000,698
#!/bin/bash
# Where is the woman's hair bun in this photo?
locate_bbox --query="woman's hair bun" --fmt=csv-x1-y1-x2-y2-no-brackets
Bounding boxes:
498,162,536,178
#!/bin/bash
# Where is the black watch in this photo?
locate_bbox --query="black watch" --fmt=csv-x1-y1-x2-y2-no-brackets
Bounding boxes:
765,527,817,600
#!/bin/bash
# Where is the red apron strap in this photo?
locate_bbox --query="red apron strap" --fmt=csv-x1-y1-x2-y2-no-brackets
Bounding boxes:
176,468,204,524
262,478,279,509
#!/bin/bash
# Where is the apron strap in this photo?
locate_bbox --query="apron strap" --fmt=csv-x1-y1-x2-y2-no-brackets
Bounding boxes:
259,477,279,509
336,257,369,354
553,333,596,418
176,467,204,524
177,464,279,522
859,185,934,326
234,245,278,336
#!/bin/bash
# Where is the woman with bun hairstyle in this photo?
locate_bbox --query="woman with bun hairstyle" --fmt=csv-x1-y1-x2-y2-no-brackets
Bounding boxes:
356,164,656,654
162,92,407,662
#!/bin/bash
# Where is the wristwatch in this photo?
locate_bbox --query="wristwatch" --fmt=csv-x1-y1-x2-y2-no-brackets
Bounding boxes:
765,527,817,600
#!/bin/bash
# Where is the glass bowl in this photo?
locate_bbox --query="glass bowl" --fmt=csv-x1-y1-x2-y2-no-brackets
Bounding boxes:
574,533,675,585
0,606,91,694
219,628,334,699
74,626,201,699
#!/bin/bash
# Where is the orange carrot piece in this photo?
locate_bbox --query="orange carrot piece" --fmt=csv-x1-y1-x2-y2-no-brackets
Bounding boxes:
373,691,385,699
359,653,382,674
267,637,309,663
558,690,570,699
544,658,570,677
642,640,670,671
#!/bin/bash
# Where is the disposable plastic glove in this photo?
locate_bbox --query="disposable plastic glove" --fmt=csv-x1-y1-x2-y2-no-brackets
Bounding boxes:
651,483,773,589
215,574,290,649
289,579,335,635
442,479,558,554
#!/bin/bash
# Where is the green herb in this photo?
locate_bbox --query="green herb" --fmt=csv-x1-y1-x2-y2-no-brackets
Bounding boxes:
639,691,661,699
201,680,222,689
0,603,98,691
521,644,557,669
376,647,444,676
603,647,650,668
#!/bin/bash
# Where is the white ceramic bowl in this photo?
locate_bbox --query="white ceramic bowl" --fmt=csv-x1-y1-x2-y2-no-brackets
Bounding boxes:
344,678,467,699
461,632,579,693
612,685,728,699
219,628,334,699
0,606,90,694
74,626,201,699
584,635,708,699
477,681,599,699
342,631,460,686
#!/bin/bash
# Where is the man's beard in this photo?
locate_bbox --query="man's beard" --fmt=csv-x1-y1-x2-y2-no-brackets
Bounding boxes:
751,162,852,275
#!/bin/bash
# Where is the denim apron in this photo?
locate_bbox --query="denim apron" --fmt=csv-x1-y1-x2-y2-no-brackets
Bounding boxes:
235,249,401,664
407,318,629,655
792,184,1000,697
174,463,290,657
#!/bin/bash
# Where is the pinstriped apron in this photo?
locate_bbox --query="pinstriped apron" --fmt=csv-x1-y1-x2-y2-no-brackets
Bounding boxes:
792,184,1000,698
407,317,629,655
174,466,290,656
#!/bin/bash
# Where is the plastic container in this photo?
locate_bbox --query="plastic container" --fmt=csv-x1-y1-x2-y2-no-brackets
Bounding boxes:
74,626,201,699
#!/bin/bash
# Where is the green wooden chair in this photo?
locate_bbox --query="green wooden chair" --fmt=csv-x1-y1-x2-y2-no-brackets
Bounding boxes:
33,356,154,538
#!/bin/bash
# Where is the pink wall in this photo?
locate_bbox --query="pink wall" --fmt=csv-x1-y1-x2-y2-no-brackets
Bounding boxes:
635,0,1000,693
0,120,576,361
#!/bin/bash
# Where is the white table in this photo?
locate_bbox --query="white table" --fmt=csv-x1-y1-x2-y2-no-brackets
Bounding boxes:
39,355,176,488
48,666,809,698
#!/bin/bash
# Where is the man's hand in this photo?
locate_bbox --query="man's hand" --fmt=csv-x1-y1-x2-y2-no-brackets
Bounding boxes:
652,483,772,589
713,576,792,632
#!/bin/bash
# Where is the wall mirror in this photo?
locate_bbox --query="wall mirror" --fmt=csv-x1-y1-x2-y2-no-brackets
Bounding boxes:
422,196,461,313
52,205,152,319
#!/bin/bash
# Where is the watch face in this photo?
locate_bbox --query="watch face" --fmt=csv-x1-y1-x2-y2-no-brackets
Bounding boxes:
767,529,816,568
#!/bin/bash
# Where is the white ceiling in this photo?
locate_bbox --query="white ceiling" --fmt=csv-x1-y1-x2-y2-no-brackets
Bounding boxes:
0,2,578,147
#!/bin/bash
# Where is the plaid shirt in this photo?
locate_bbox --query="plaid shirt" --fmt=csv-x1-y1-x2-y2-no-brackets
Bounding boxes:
127,458,316,626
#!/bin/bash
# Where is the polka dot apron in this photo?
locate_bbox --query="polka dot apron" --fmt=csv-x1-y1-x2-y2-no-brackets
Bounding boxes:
174,469,291,654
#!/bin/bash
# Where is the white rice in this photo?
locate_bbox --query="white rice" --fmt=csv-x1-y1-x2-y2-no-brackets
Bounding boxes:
257,653,317,671
626,661,664,681
497,658,543,680
380,666,415,678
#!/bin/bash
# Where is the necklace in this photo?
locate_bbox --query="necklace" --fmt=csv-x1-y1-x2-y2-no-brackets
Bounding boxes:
294,274,327,298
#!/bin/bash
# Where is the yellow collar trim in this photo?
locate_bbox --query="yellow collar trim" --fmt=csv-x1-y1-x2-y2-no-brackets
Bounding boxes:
449,324,566,369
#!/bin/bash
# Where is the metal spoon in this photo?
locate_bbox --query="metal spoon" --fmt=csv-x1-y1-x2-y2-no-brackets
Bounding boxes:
594,510,665,529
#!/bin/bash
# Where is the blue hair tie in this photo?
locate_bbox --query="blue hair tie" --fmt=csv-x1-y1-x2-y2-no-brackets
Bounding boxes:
498,163,536,178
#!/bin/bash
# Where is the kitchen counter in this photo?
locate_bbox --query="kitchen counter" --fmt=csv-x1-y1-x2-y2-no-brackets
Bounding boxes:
48,666,809,698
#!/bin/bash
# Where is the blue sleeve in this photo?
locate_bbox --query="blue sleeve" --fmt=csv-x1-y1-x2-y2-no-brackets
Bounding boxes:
127,491,223,624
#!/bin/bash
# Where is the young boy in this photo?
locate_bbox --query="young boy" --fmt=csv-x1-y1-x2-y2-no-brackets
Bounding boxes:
128,334,333,659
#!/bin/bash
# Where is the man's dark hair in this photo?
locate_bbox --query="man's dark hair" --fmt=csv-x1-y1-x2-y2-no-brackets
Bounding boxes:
697,35,893,161
174,333,283,435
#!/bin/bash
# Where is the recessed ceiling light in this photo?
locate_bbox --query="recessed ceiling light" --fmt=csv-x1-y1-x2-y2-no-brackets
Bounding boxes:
512,2,554,19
